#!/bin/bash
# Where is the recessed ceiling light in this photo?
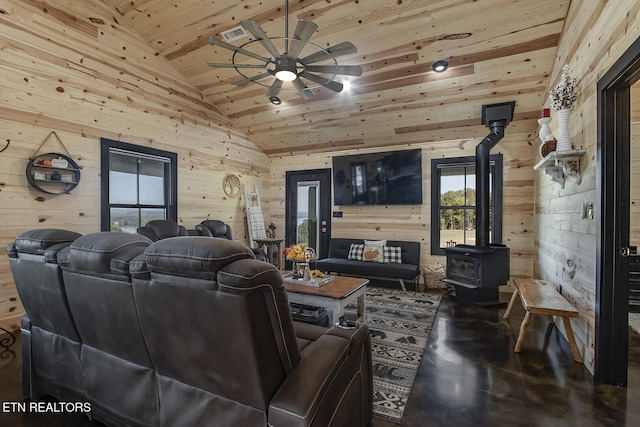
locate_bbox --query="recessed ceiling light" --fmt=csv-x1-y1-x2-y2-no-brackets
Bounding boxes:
432,60,449,73
269,96,282,105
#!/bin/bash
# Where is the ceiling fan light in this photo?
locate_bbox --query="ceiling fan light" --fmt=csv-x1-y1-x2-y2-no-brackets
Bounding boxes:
275,69,297,82
432,60,448,72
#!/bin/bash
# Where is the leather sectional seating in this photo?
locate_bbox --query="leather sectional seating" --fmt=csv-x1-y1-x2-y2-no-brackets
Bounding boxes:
7,229,84,402
7,229,373,427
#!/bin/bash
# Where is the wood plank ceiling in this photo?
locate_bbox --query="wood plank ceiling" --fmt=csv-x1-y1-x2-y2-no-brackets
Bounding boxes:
103,0,571,157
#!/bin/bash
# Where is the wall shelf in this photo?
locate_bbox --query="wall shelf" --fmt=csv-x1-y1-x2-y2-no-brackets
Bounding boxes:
26,153,81,194
533,149,586,188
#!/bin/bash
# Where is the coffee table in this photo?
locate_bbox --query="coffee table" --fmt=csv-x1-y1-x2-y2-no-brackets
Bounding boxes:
282,273,369,325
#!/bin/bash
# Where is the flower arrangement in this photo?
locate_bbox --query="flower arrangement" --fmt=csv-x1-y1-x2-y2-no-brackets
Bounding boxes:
550,65,578,111
309,269,325,278
283,243,306,261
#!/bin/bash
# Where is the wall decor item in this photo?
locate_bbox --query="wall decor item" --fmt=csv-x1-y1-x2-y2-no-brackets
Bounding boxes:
0,139,9,153
222,174,241,198
550,65,578,152
26,131,82,195
538,108,552,156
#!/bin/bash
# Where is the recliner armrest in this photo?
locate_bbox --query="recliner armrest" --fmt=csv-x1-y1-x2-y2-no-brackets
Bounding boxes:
326,324,370,356
269,328,371,427
269,335,349,426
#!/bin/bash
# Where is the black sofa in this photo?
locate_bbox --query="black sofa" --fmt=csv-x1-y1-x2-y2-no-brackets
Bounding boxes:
316,238,420,291
8,229,373,427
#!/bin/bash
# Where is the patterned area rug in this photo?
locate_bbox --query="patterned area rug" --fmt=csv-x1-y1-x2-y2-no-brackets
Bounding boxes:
630,312,640,335
346,287,442,424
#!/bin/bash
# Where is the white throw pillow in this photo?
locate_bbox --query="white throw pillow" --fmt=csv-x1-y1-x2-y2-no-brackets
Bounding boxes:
362,242,385,263
364,239,387,246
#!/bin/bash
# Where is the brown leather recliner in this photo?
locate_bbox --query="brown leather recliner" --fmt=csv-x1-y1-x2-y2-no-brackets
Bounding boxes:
7,229,84,402
131,236,373,427
136,219,188,241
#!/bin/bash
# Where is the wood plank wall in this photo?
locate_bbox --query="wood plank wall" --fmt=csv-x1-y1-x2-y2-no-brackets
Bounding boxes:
0,0,270,330
535,0,640,374
269,128,537,289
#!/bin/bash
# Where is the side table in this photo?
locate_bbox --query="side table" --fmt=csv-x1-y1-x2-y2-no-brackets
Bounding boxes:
255,238,285,269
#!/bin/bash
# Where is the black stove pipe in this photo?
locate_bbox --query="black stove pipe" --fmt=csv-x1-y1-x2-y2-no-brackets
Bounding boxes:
476,101,515,248
475,121,505,248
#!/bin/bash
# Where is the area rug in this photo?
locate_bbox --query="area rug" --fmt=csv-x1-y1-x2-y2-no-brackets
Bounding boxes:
630,312,640,335
345,287,442,424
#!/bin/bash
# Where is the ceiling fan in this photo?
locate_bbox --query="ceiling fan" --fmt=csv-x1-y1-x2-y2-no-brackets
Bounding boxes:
207,0,362,103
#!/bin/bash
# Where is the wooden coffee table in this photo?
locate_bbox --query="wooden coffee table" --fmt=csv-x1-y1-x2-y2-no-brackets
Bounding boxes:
282,273,369,325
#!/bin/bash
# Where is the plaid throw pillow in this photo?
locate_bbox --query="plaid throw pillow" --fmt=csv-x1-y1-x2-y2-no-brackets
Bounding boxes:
348,244,364,261
383,246,402,263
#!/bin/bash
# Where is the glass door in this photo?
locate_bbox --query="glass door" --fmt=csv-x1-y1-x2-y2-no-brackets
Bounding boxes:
296,181,319,250
285,169,332,261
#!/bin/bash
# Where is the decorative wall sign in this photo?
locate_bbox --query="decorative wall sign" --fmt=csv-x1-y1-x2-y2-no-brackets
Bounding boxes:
223,174,241,198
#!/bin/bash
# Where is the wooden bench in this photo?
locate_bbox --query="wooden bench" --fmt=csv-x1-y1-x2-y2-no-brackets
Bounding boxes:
503,277,582,363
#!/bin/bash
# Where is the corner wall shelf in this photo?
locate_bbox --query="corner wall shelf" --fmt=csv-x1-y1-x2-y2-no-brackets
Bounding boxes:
534,149,586,189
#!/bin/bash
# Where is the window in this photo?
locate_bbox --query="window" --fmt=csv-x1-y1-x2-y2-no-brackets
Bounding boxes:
430,154,503,255
100,139,177,232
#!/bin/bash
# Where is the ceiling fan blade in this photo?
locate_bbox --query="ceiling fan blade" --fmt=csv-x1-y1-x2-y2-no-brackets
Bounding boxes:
305,64,363,76
241,19,282,59
287,20,318,59
207,63,266,69
300,41,358,64
267,79,283,98
208,37,270,63
301,72,344,92
292,78,315,99
231,72,273,86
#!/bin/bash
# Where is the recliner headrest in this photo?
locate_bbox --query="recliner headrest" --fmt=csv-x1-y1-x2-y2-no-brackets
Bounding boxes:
137,220,187,241
140,236,254,280
8,229,82,262
58,232,151,280
197,220,233,240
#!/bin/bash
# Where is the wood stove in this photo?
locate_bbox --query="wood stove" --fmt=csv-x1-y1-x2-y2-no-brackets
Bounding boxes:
444,102,514,305
445,244,510,305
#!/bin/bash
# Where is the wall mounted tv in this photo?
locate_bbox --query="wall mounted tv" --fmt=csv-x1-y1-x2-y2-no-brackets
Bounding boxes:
332,148,423,206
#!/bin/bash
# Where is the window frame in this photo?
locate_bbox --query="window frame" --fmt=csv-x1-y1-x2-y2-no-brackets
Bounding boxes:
430,154,503,255
100,138,178,232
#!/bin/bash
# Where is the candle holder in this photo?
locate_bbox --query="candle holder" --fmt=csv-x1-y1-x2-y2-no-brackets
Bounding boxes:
538,108,552,156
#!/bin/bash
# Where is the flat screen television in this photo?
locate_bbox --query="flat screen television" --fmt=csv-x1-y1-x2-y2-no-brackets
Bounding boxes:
332,148,423,206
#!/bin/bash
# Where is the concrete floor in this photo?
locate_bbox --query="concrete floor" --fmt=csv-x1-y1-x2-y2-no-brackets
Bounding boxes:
0,291,638,426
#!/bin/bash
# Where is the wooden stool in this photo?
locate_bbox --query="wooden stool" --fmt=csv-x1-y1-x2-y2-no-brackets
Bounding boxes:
504,277,582,363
